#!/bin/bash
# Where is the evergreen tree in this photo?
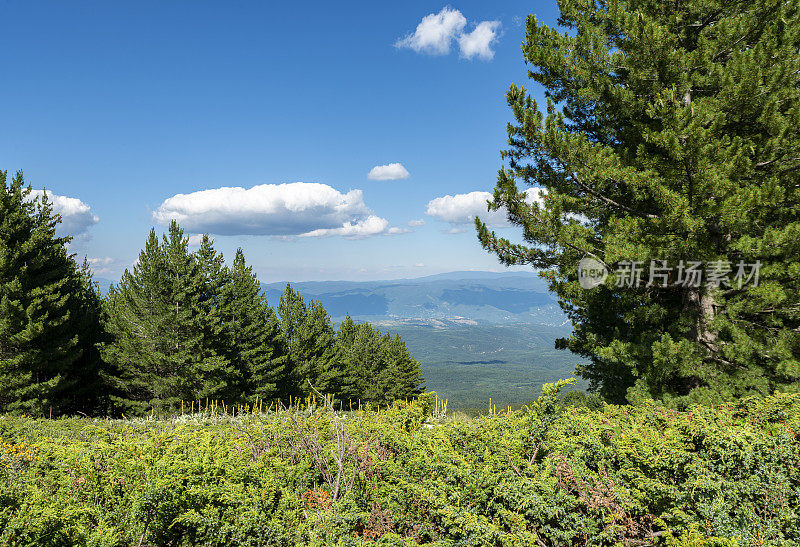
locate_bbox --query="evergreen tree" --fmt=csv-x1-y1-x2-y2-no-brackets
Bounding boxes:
477,0,800,405
220,248,287,402
297,300,342,397
102,222,227,413
0,171,103,414
277,283,306,396
193,235,238,401
384,333,425,402
335,314,363,402
277,285,342,398
336,318,424,406
351,323,390,404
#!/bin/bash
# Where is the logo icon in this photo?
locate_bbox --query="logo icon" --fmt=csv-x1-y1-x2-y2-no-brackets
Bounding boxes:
578,257,608,289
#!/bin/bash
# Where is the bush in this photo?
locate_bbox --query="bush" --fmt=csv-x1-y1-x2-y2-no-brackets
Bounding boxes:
0,387,797,545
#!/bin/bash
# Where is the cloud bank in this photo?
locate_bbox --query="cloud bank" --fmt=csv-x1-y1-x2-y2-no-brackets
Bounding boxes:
153,182,402,239
426,188,543,232
396,7,500,60
367,163,410,181
28,190,99,238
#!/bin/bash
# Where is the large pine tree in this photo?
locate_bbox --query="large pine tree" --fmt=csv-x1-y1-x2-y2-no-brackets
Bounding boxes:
477,0,800,405
194,235,239,402
102,222,229,413
220,248,287,402
0,171,103,414
384,333,425,402
336,316,424,406
278,285,346,398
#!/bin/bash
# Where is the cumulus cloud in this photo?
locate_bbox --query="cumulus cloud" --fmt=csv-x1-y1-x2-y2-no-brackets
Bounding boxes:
85,256,115,275
87,257,114,267
396,8,500,60
458,21,501,60
27,190,99,238
408,219,426,227
298,215,389,239
395,7,466,55
186,234,206,246
154,182,392,238
426,188,544,231
153,182,410,239
367,163,410,181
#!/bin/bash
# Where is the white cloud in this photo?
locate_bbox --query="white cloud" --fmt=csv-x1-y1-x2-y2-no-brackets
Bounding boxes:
426,191,502,226
154,182,392,238
408,219,426,227
458,21,501,60
299,215,389,239
87,256,114,267
396,8,501,61
426,188,543,231
186,234,206,246
395,7,466,55
85,256,115,275
415,262,425,267
27,190,99,238
367,163,410,181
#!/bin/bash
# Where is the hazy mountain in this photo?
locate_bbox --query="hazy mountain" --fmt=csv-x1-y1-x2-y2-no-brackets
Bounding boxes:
261,271,565,326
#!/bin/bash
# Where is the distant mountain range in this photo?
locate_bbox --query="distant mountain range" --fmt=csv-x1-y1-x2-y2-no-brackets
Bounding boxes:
95,271,565,326
260,271,566,326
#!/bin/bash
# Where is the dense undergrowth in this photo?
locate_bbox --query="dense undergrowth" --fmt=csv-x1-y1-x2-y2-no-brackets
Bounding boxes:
0,381,798,546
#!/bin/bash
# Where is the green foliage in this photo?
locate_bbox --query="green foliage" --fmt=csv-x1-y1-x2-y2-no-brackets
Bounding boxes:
0,390,798,545
0,170,103,415
102,225,423,415
336,315,424,407
477,0,800,405
101,222,230,414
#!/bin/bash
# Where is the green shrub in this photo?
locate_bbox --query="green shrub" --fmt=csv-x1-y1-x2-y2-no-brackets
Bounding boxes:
0,388,797,545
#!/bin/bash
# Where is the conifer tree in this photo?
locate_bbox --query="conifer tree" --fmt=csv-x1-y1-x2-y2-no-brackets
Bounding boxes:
277,283,306,396
298,300,342,397
193,235,239,401
0,171,103,414
102,222,228,413
221,248,287,402
351,323,389,404
335,314,363,402
336,318,424,405
384,333,425,402
477,0,800,405
277,285,343,398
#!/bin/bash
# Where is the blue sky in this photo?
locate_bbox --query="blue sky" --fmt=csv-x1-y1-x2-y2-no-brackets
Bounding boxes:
0,1,559,282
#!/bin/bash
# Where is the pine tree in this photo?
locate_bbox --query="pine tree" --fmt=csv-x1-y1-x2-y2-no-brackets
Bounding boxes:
352,324,390,404
102,222,228,413
193,235,238,401
277,283,306,397
298,300,342,397
384,333,425,402
221,248,287,402
335,318,424,406
0,171,103,414
477,0,800,405
335,314,363,402
277,285,342,398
